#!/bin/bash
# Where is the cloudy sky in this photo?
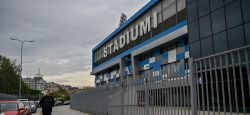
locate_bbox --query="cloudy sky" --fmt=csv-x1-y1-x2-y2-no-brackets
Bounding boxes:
0,0,149,87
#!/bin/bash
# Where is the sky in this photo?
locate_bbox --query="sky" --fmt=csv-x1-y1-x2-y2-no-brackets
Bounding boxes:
0,0,149,88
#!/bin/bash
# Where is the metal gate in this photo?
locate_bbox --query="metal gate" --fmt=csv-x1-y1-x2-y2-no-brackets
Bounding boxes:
192,46,250,115
71,46,250,115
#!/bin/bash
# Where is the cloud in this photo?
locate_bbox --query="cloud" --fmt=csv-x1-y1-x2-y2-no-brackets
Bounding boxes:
43,71,95,87
0,0,150,87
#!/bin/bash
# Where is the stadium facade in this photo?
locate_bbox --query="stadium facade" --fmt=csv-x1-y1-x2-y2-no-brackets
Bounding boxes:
91,0,250,87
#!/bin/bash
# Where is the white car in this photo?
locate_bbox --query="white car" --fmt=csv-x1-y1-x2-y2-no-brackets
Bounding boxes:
21,101,32,114
28,101,37,113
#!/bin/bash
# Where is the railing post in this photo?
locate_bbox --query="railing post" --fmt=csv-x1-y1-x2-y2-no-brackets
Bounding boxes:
145,78,149,115
189,58,198,115
107,85,109,115
121,82,124,115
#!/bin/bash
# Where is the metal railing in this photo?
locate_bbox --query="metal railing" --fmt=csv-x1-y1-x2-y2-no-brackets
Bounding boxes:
71,46,250,115
193,45,250,115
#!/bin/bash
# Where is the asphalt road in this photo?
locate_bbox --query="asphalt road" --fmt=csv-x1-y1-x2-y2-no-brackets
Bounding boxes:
32,105,89,115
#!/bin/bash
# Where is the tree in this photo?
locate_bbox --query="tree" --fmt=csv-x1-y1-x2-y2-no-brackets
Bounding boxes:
52,87,70,101
0,55,41,96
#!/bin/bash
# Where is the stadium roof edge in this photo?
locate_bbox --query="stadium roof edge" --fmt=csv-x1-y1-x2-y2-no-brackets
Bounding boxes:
92,0,159,51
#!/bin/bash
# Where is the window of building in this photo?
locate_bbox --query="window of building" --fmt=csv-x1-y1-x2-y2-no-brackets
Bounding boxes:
210,0,223,11
241,0,250,22
162,0,176,20
151,3,163,37
94,51,97,63
97,50,100,61
211,8,226,34
162,0,177,30
171,62,177,74
199,14,212,38
227,25,245,49
245,22,250,45
188,20,200,42
177,0,186,23
177,0,186,12
190,41,201,59
201,36,213,57
225,0,243,29
213,31,228,53
197,0,210,17
187,0,198,23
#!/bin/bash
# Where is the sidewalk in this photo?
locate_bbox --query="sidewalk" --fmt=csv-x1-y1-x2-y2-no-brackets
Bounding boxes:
33,105,89,115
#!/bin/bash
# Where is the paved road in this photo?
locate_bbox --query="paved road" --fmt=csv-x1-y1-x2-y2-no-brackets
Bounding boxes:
32,105,89,115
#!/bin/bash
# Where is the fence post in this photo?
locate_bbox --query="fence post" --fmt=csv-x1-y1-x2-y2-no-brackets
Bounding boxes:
189,58,198,115
145,78,149,115
121,82,124,115
107,85,110,115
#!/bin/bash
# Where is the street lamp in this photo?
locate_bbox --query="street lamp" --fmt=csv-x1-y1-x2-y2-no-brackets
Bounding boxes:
10,38,34,99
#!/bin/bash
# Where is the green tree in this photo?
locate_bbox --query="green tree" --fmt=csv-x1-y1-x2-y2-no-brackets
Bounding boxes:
52,87,70,101
0,55,41,96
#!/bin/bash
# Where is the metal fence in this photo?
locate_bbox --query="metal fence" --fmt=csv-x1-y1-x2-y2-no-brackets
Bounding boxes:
71,46,250,115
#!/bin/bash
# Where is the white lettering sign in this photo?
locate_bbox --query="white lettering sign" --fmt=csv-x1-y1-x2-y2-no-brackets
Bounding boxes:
103,12,158,58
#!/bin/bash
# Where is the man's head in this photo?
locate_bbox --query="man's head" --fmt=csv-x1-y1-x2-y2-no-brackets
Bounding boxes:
45,90,52,96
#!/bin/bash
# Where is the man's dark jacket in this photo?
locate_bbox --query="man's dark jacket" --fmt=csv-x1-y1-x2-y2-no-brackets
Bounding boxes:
39,95,55,112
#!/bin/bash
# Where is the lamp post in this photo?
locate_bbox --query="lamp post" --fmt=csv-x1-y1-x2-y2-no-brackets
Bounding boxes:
10,38,34,99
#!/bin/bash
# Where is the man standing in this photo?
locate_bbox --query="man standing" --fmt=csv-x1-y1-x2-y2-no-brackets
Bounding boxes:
39,90,55,115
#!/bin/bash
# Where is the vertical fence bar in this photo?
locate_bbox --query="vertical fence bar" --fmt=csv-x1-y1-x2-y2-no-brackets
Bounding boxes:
231,52,239,115
198,60,205,115
184,61,188,115
208,58,215,115
167,65,171,115
204,58,210,115
189,58,198,115
187,61,191,115
132,79,134,115
194,61,200,115
176,62,180,115
245,48,250,97
156,76,159,115
213,56,221,114
138,81,140,115
219,55,226,115
237,50,246,114
225,53,233,115
160,68,163,115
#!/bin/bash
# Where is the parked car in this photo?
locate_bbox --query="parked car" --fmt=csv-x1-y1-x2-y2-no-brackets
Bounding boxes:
54,101,62,106
21,101,31,114
28,101,36,113
18,99,28,102
0,100,28,115
33,101,39,108
63,100,70,105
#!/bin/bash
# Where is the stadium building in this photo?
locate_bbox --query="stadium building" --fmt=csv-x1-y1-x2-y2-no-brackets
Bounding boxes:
69,0,250,114
92,0,188,86
91,0,250,87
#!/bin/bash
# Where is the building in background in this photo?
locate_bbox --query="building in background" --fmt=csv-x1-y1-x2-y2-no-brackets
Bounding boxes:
23,77,36,89
23,69,47,91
